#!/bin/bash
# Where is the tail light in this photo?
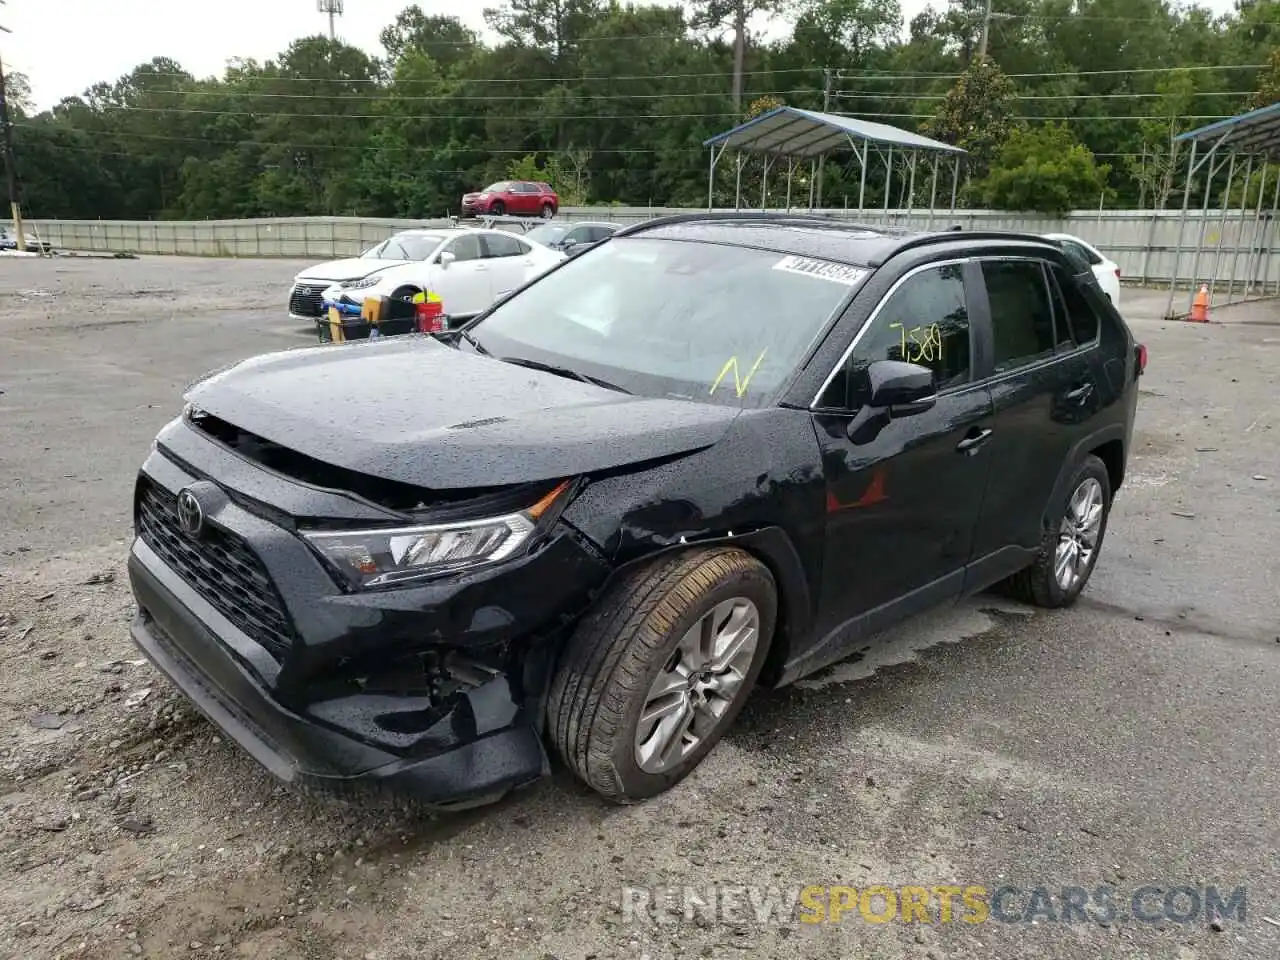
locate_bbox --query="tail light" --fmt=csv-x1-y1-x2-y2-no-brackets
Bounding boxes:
415,297,445,333
1135,343,1147,376
1115,267,1121,280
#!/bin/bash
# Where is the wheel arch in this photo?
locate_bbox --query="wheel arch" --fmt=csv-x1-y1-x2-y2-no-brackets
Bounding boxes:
1043,425,1126,531
586,526,813,690
389,283,423,300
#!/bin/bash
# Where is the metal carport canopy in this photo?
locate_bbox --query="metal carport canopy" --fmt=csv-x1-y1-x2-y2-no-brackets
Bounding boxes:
1174,100,1280,161
703,106,966,159
1163,100,1280,321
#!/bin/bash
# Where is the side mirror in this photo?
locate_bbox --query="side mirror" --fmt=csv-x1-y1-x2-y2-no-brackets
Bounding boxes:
560,237,578,249
438,251,456,269
866,359,936,415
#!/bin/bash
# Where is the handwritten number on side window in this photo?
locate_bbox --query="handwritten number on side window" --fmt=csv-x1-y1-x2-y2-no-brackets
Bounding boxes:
889,323,944,364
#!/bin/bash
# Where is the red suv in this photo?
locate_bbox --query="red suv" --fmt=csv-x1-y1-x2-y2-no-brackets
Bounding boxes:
461,181,559,219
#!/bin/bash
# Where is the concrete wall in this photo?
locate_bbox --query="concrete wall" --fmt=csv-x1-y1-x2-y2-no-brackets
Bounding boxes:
7,207,1280,291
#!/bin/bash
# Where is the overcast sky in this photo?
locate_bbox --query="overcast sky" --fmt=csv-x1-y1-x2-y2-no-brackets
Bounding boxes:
3,0,1242,111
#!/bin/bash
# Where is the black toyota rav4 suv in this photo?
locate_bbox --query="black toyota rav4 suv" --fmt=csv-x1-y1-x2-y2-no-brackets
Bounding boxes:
128,214,1144,809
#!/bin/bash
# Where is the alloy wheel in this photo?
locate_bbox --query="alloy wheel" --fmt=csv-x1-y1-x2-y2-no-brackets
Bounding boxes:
1054,477,1104,592
634,597,760,775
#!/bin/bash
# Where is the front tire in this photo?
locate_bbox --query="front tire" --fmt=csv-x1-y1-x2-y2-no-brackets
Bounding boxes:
389,285,420,302
547,547,775,803
1003,454,1111,608
489,200,506,216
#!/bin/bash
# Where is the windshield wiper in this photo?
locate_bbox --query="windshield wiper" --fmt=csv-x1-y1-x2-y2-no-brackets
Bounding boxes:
499,356,632,394
459,329,490,355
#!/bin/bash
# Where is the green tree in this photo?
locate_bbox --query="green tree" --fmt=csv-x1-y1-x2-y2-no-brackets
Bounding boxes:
2,69,33,116
978,122,1111,215
380,7,480,70
1127,69,1196,210
922,56,1019,181
688,0,789,111
791,0,901,69
1252,47,1280,108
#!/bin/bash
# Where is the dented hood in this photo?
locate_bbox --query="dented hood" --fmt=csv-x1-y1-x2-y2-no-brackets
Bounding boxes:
184,336,740,490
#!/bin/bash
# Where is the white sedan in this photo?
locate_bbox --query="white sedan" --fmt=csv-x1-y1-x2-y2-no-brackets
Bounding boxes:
1043,232,1121,307
319,227,564,322
288,229,449,321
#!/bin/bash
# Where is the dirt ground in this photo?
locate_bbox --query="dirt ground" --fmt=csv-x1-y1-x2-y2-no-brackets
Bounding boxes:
1,257,1278,960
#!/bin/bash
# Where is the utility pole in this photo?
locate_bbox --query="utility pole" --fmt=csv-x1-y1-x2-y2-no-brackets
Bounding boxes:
816,68,834,209
317,0,343,41
0,16,26,253
977,0,994,60
731,2,746,113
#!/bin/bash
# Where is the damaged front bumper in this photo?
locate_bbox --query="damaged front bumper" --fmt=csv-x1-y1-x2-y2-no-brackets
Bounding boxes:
126,422,611,808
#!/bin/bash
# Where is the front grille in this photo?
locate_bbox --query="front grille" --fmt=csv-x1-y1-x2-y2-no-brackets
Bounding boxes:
289,282,327,318
136,479,296,661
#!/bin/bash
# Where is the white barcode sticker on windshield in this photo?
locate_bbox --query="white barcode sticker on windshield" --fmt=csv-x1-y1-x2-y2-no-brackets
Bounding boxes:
772,255,867,286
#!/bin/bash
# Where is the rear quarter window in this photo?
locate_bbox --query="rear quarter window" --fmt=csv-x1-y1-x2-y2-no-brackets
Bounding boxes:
1049,265,1101,345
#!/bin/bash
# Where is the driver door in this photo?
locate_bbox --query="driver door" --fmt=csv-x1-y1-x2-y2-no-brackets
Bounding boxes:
809,259,996,654
431,234,493,318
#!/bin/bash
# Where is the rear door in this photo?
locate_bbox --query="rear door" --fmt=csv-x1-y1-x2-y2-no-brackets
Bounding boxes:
431,233,493,317
510,182,536,216
480,232,535,300
969,257,1103,562
811,260,996,648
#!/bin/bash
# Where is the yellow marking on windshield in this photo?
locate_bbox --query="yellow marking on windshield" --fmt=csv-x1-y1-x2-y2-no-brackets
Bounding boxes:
710,349,768,398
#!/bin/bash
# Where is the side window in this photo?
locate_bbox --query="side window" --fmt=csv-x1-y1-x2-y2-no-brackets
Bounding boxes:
981,260,1057,373
481,233,523,258
819,263,971,409
444,234,482,262
565,227,590,245
1050,265,1101,345
586,226,614,242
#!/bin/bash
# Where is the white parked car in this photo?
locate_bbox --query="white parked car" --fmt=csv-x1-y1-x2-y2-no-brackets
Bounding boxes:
288,229,451,321
1043,233,1121,307
318,227,564,323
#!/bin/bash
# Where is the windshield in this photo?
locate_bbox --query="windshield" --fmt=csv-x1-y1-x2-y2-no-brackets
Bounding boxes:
483,182,510,193
359,234,443,261
526,224,569,245
468,237,866,408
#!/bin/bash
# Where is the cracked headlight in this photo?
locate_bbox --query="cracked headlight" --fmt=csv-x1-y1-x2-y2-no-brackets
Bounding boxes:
304,481,570,588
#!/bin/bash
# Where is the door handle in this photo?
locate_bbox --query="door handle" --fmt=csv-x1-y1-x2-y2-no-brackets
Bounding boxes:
1065,383,1094,404
956,428,993,455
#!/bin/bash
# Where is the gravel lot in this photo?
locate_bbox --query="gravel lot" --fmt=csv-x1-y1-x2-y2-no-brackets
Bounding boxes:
1,256,1278,960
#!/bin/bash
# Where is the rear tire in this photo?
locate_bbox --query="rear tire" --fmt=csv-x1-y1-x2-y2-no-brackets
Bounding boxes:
541,203,555,219
547,547,775,803
1001,454,1111,608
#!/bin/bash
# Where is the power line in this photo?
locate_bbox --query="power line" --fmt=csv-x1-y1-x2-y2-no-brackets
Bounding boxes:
834,90,1256,102
14,110,1238,154
78,92,1258,122
55,88,809,104
67,106,748,120
35,61,1264,90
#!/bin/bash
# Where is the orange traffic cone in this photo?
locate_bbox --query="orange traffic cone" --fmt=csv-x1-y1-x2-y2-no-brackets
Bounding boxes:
1190,284,1209,323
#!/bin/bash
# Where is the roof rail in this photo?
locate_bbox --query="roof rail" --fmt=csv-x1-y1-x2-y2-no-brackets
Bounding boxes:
867,228,1061,264
614,210,910,238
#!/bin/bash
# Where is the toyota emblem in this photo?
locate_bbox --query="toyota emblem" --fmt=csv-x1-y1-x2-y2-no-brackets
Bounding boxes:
176,488,205,537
